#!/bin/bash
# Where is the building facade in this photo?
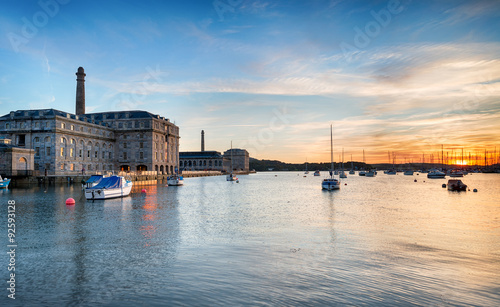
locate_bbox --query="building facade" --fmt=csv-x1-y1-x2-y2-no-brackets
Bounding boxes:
0,67,179,176
223,148,250,172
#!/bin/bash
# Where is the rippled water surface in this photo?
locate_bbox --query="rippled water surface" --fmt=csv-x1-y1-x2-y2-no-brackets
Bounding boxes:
1,172,500,306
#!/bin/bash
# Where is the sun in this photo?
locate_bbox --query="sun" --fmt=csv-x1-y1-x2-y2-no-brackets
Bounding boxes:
455,160,468,165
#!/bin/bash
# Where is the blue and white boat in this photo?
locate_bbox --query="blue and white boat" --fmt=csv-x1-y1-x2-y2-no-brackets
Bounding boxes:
85,176,133,200
167,174,184,186
322,125,340,191
0,175,11,188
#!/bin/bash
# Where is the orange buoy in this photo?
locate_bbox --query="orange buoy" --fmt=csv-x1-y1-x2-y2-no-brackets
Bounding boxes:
65,198,75,206
141,189,147,193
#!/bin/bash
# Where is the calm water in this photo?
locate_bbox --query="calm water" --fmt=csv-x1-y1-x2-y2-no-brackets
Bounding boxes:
1,172,499,306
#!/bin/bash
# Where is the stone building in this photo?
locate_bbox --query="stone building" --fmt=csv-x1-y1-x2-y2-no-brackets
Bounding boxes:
0,67,179,176
223,148,249,172
179,130,226,171
0,137,34,177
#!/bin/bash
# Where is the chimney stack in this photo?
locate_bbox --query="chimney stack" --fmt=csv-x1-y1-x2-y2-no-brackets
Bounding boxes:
76,67,86,115
201,130,205,152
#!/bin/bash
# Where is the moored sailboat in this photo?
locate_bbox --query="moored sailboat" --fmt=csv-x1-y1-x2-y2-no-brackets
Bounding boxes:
322,125,340,190
227,141,238,181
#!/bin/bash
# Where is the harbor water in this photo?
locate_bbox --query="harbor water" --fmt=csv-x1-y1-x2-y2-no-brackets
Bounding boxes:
1,172,500,306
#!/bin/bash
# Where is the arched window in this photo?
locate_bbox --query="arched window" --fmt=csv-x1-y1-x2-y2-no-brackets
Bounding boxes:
87,141,92,158
95,143,100,159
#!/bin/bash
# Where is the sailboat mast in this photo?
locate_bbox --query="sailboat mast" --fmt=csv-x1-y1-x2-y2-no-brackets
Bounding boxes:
330,125,334,173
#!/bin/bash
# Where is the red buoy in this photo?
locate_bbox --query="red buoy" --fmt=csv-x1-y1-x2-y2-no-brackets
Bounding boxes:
141,189,147,193
65,198,75,206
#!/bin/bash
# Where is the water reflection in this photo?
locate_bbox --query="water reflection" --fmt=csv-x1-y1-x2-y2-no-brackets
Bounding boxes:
0,173,499,306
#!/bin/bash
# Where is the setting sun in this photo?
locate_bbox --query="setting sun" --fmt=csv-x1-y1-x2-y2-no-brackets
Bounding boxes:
455,160,469,166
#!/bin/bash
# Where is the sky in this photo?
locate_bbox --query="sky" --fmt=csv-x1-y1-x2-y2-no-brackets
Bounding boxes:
0,0,499,164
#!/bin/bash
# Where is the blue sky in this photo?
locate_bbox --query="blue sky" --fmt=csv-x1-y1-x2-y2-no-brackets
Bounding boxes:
1,0,499,163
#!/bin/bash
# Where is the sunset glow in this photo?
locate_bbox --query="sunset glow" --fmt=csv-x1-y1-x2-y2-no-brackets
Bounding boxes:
1,1,499,163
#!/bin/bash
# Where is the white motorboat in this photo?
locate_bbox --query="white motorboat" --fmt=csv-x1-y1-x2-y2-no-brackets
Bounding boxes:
167,174,184,186
427,169,446,179
313,170,320,176
322,125,340,191
85,176,133,200
404,170,414,175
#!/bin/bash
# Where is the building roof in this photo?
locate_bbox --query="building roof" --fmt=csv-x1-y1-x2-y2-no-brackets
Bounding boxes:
180,151,223,159
0,109,172,126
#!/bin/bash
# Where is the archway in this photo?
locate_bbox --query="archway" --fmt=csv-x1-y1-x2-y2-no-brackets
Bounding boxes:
137,165,147,171
120,165,130,171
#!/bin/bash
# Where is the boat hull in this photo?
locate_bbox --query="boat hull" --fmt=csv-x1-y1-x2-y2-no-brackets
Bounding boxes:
85,182,133,200
167,177,184,186
447,180,467,191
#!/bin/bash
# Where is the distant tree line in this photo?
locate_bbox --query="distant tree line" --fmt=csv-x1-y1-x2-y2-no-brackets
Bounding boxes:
249,158,372,172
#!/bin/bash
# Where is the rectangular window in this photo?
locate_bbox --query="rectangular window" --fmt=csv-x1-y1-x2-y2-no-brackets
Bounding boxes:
46,147,51,156
70,125,74,130
95,151,98,158
79,149,82,158
140,152,143,159
60,148,64,157
123,152,127,160
155,152,158,160
109,152,112,159
140,142,143,148
35,147,40,157
70,148,74,157
123,143,127,149
87,150,90,158
70,164,74,171
102,151,105,159
18,134,26,146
